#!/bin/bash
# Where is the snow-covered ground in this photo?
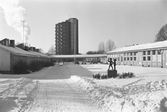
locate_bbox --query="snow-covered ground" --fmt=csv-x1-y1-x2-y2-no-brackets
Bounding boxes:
0,64,167,112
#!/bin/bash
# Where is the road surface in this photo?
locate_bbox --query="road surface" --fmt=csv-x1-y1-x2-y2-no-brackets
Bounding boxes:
0,64,102,112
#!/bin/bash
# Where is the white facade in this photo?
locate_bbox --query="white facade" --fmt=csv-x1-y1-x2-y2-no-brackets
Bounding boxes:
107,41,167,68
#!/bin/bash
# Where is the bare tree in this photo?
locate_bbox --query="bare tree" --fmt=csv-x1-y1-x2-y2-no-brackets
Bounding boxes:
98,41,105,54
105,39,116,52
155,24,167,42
48,45,55,55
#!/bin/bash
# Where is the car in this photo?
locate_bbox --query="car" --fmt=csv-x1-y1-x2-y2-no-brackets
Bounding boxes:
59,62,63,66
75,61,79,64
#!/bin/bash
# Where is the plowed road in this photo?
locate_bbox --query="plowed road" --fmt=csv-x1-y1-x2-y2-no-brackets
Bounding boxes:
0,65,102,112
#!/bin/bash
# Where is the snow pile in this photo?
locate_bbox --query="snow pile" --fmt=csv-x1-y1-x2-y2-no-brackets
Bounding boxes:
70,76,167,112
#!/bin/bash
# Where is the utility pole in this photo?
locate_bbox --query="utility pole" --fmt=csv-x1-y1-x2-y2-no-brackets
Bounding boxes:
74,36,76,64
21,20,25,46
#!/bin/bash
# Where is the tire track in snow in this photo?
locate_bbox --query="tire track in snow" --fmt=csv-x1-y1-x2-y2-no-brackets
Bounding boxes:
29,79,103,112
0,78,39,112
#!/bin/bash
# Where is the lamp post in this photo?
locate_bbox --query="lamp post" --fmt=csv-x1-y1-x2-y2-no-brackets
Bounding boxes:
74,36,76,64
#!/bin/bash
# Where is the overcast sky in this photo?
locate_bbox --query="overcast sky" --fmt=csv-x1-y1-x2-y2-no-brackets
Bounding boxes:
0,0,167,54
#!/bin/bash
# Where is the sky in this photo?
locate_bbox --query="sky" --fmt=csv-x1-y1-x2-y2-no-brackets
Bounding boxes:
0,0,167,54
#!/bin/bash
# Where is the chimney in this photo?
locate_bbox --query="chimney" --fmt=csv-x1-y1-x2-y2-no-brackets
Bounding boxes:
10,40,15,47
24,45,29,51
1,38,10,46
36,49,40,52
16,43,24,49
33,47,36,51
30,47,34,51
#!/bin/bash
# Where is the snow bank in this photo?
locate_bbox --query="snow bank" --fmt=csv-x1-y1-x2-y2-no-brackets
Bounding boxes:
70,76,167,112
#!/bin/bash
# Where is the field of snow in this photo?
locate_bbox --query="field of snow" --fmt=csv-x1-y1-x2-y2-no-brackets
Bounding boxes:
70,75,167,112
0,64,167,112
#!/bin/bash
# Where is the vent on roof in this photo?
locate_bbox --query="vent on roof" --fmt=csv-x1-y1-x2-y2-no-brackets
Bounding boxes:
24,45,29,51
16,43,24,49
29,47,34,51
36,49,40,52
1,38,10,46
32,47,36,51
10,40,15,47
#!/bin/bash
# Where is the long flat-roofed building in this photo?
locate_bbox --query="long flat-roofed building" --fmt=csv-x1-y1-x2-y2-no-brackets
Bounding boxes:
55,18,78,55
107,40,167,68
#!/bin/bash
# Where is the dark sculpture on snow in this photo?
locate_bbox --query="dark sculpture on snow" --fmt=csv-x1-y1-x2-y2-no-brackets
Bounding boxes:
108,58,117,70
113,59,116,70
108,58,117,78
108,58,113,70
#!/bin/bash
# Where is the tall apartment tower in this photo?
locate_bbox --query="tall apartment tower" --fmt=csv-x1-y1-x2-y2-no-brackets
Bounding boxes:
55,18,78,55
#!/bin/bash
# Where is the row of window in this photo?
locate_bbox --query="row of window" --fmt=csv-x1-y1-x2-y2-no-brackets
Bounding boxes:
114,56,153,62
143,50,161,55
143,56,151,61
123,57,136,61
115,56,137,61
124,52,137,56
122,50,161,56
114,55,155,61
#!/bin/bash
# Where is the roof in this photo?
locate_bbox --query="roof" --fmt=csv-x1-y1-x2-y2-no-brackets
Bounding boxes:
50,54,107,58
107,40,167,54
0,44,49,57
29,51,50,58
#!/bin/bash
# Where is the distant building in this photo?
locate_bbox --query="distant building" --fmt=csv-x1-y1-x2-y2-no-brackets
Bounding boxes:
55,18,78,55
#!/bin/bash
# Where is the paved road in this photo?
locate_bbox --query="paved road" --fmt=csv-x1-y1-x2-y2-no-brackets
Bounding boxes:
0,64,102,112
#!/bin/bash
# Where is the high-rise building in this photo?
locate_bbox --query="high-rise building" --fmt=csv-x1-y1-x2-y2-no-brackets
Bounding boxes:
55,18,78,55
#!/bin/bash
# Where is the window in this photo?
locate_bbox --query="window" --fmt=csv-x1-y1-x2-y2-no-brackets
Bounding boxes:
152,50,155,55
121,57,123,62
134,52,137,55
130,57,132,61
143,51,146,55
158,50,161,55
130,52,132,56
143,57,146,61
134,57,136,61
127,57,129,60
147,56,151,61
147,51,150,55
124,57,126,61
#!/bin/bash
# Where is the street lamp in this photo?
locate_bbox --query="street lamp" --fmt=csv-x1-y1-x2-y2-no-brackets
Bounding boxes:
74,36,76,64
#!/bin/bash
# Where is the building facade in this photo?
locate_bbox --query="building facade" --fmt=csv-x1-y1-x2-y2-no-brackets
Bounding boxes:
107,41,167,68
0,38,50,74
55,18,78,55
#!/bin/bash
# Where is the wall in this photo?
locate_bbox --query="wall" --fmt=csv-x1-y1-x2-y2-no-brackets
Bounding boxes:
0,48,10,71
107,49,167,68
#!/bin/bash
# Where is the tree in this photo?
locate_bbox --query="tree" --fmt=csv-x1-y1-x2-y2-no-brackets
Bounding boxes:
86,51,98,54
98,41,105,54
105,39,116,52
155,24,167,42
47,45,55,55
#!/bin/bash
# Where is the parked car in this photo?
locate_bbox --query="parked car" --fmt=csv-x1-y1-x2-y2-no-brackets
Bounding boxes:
82,61,86,64
75,61,79,64
59,62,63,66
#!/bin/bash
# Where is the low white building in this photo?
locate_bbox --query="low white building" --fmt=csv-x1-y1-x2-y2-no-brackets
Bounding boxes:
107,40,167,68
